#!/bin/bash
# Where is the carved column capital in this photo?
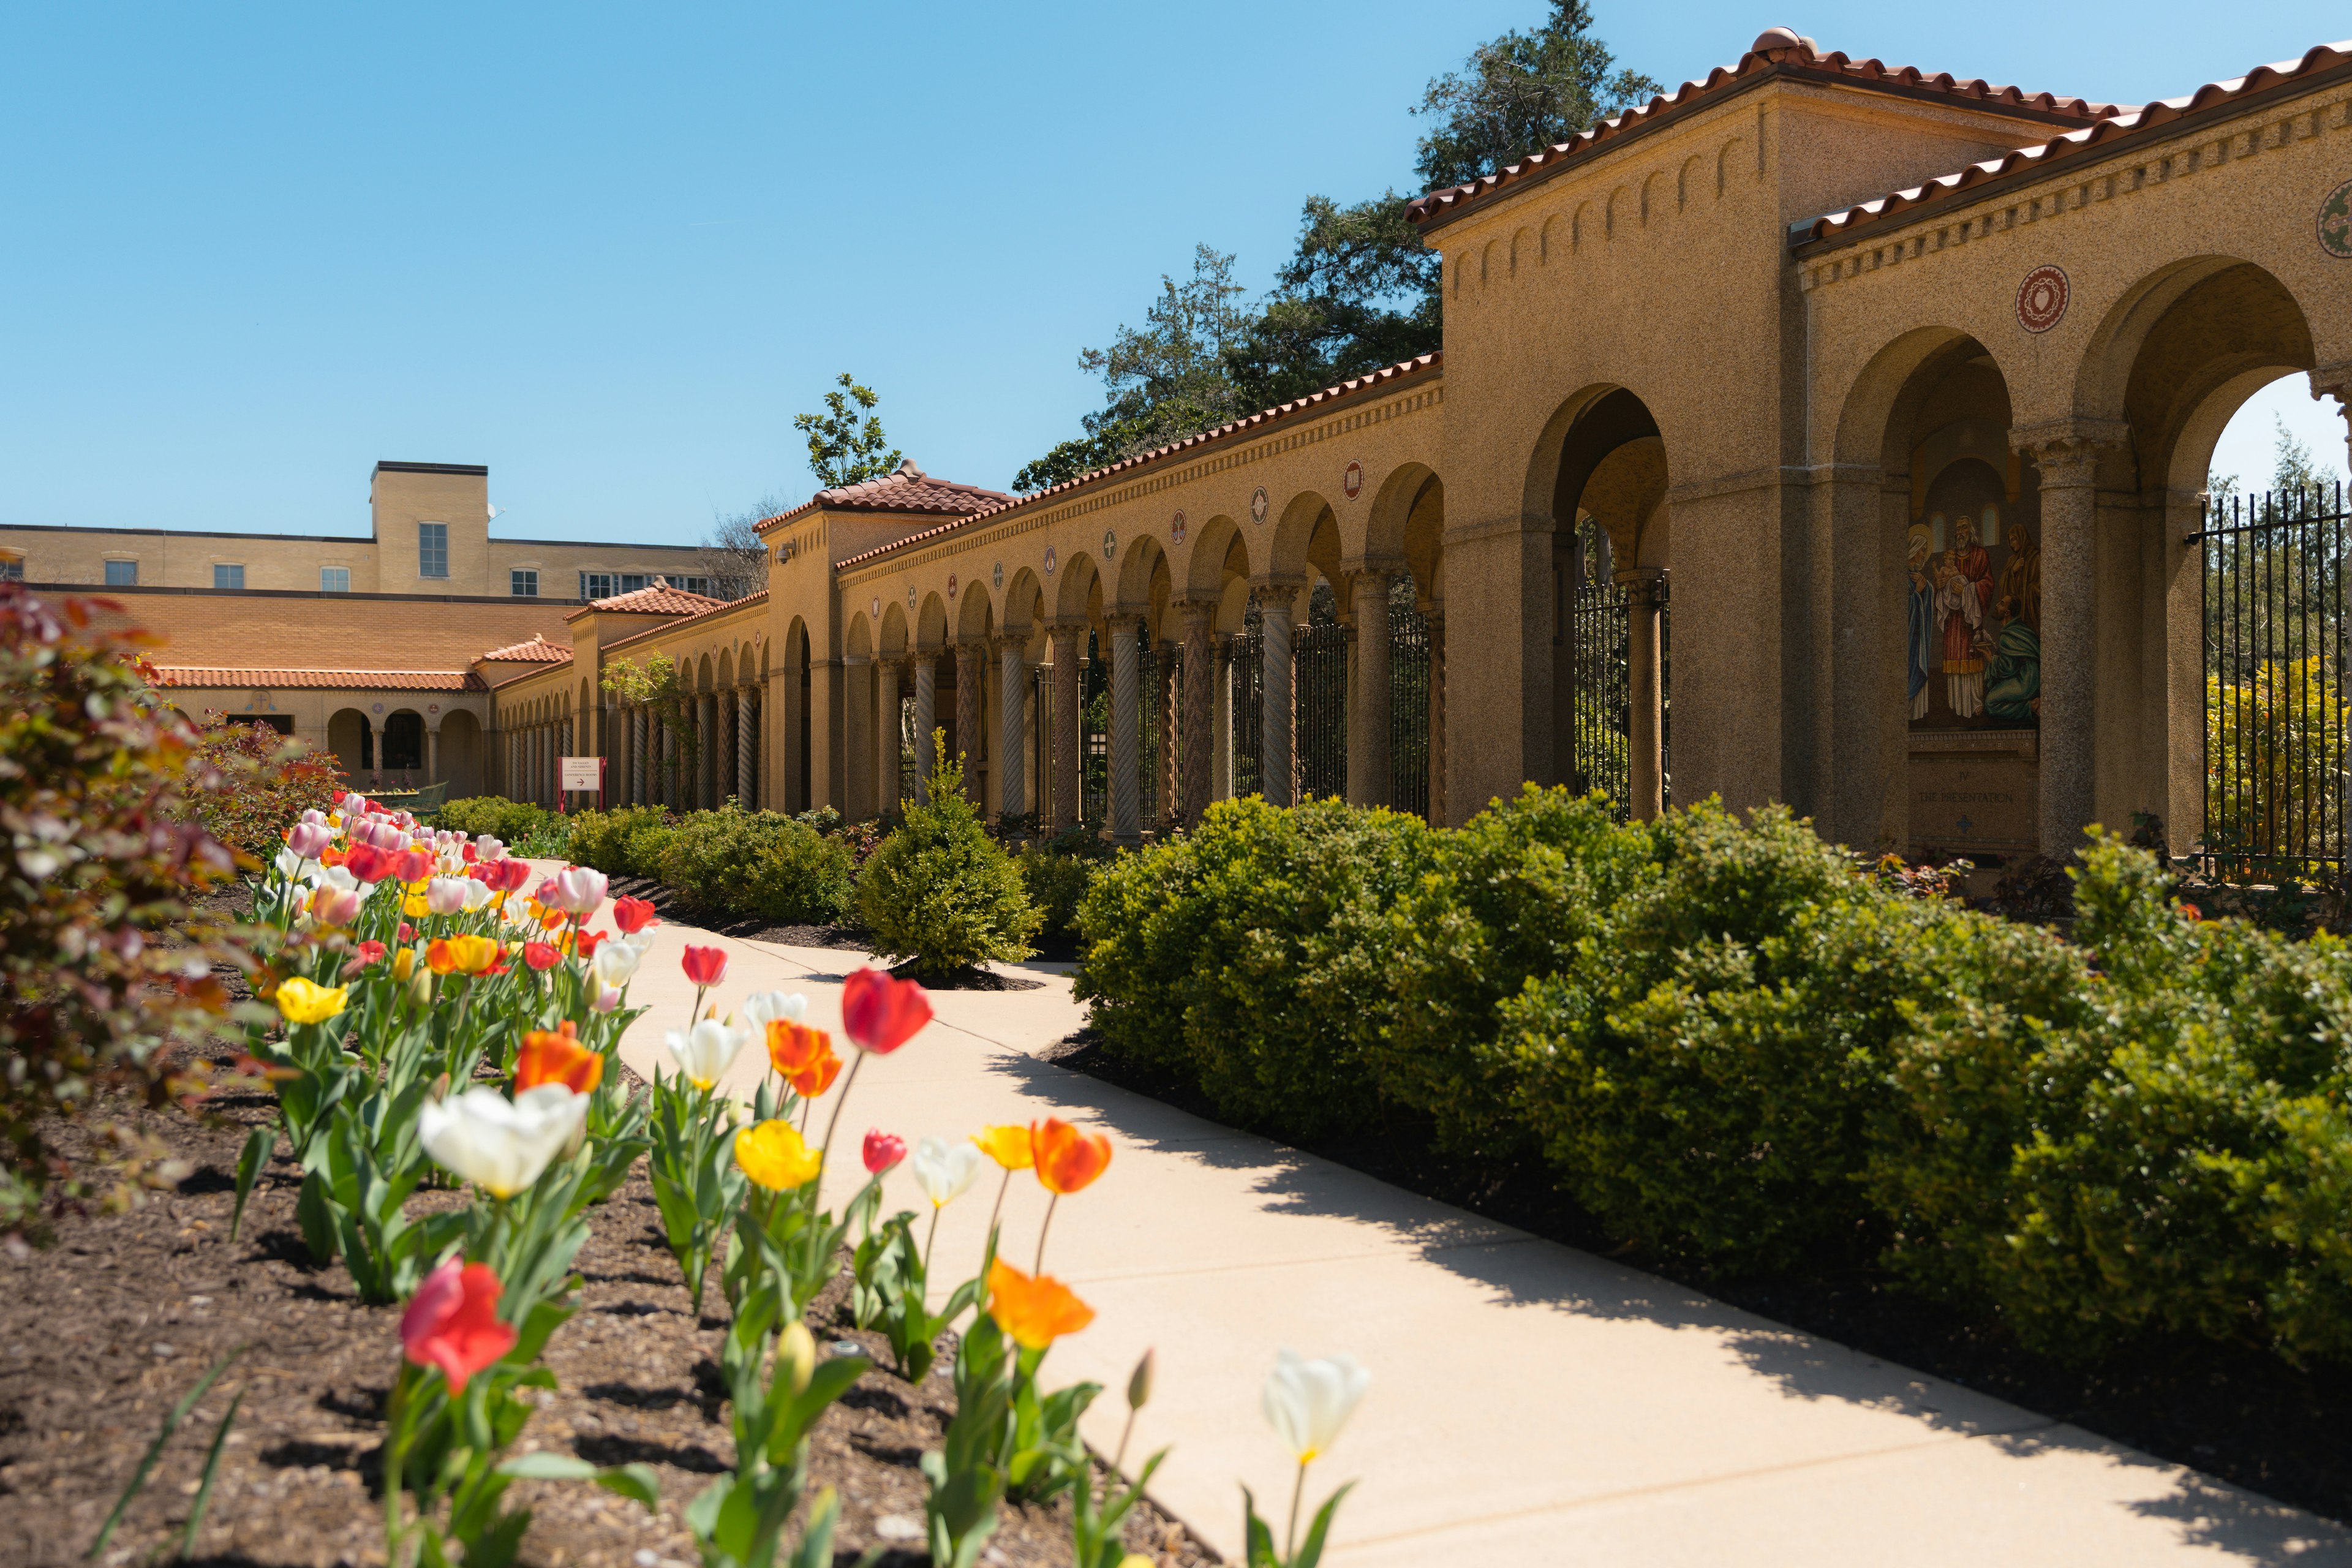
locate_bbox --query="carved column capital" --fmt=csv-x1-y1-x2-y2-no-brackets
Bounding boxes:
2010,417,2130,488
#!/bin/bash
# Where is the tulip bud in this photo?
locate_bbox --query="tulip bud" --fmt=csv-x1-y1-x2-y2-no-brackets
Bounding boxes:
391,946,416,982
409,965,435,1006
591,982,621,1014
1128,1348,1155,1412
429,1071,451,1102
779,1321,816,1396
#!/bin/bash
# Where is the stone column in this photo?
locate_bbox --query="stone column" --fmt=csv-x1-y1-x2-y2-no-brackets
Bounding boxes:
1427,609,1447,826
1108,614,1143,842
737,685,758,808
997,635,1028,824
1346,569,1395,809
954,641,984,803
630,707,648,805
426,725,440,786
1155,639,1177,827
1050,625,1084,834
693,692,714,809
875,658,902,817
1618,570,1665,821
911,654,938,804
2317,363,2352,474
1180,602,1215,822
558,718,572,806
1210,635,1234,802
1257,585,1300,808
2016,425,2120,859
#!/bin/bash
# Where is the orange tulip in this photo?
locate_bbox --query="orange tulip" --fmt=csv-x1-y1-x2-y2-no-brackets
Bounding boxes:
515,1022,603,1095
1031,1118,1112,1194
426,934,500,976
973,1124,1034,1170
986,1259,1095,1351
767,1021,841,1097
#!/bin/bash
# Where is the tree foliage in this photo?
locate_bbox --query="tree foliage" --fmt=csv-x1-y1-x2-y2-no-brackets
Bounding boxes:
793,373,903,489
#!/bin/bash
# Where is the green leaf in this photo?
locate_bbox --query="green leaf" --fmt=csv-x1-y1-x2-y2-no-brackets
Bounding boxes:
175,1385,244,1559
593,1463,662,1513
228,1123,273,1243
1292,1479,1356,1568
493,1451,596,1480
87,1345,245,1558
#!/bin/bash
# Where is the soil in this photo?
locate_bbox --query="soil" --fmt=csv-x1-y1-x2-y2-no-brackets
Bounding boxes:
1041,1028,2352,1530
0,1068,1215,1568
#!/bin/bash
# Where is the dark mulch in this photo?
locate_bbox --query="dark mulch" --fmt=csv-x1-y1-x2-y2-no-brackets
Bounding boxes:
1042,1027,2352,1529
2,1071,1214,1567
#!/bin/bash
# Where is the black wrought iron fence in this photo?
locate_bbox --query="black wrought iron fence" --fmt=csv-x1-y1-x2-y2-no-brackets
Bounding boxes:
1080,634,1109,827
2195,481,2351,880
1297,585,1348,801
1571,579,1632,814
1232,624,1264,801
1390,582,1431,820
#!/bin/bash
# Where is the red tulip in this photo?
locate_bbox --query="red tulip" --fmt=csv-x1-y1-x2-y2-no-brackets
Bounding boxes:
841,968,930,1055
575,929,607,958
612,895,657,934
862,1129,907,1175
390,848,434,884
681,945,728,987
522,941,561,972
344,843,391,883
400,1259,516,1393
481,859,533,894
398,921,417,943
461,841,479,863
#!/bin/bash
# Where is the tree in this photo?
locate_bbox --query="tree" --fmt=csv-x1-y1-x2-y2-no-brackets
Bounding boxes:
698,496,786,600
793,374,903,489
1411,0,1660,192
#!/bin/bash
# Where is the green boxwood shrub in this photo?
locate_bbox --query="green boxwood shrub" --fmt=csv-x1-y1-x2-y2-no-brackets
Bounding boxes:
857,736,1042,979
656,805,854,925
567,805,676,878
435,794,551,843
1016,828,1112,947
1077,795,1436,1139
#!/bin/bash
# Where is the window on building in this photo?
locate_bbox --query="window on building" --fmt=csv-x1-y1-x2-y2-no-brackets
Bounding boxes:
579,571,653,601
320,566,350,593
418,522,449,579
214,564,245,590
0,555,22,582
105,560,137,586
511,568,539,597
676,576,716,597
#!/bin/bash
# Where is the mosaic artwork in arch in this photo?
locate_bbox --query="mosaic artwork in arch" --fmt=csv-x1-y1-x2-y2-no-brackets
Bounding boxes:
1904,457,2041,732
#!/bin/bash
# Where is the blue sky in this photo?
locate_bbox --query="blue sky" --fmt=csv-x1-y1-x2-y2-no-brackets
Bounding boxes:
0,1,2342,546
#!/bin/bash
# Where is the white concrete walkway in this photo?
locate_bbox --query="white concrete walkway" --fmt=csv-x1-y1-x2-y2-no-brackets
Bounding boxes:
569,877,2351,1566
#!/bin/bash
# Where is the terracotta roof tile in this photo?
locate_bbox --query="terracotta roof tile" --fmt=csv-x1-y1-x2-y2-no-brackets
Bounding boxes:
155,667,486,692
834,354,1444,570
1406,32,2116,233
562,579,728,622
1790,39,2352,247
599,589,769,654
754,461,1013,535
478,635,573,663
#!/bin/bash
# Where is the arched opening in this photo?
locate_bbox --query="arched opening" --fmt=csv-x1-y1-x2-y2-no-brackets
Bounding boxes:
382,708,424,785
439,710,484,798
326,707,371,780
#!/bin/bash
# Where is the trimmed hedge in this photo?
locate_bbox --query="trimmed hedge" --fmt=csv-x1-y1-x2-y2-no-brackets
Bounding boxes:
567,805,678,880
655,805,854,926
1074,786,2352,1363
436,795,553,843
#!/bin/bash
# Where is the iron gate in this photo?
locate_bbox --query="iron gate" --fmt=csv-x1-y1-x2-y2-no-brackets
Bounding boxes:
2195,481,2351,879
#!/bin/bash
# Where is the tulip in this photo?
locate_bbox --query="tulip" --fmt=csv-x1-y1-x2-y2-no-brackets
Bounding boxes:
300,807,329,825
515,1022,604,1095
611,895,657,933
735,1119,823,1191
480,858,532,894
547,865,608,914
475,834,507,860
742,990,809,1030
390,848,434,884
425,877,471,916
974,1125,1034,1170
307,884,364,927
272,847,304,878
680,945,728,987
575,929,606,958
592,940,642,988
777,1320,816,1397
590,981,621,1014
274,976,348,1025
841,967,930,1055
1028,1118,1112,1272
426,934,501,976
985,1259,1094,1351
862,1129,907,1175
461,879,496,913
401,1259,517,1394
391,946,417,982
285,820,334,860
664,1018,748,1090
418,1084,590,1198
355,940,388,966
913,1136,984,1209
344,843,391,883
766,1020,832,1081
522,941,562,972
1262,1350,1368,1466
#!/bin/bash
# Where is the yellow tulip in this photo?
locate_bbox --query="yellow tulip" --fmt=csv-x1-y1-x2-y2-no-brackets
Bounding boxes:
391,946,417,982
973,1124,1035,1170
734,1120,823,1191
275,976,349,1025
402,893,429,918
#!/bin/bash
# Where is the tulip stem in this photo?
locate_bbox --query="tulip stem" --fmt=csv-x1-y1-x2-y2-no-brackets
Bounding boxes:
816,1047,867,1180
984,1167,1012,1254
921,1204,941,1281
1286,1459,1307,1563
1110,1405,1137,1488
1033,1193,1060,1276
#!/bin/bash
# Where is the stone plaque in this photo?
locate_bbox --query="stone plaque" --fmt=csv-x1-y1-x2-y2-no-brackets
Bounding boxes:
1910,731,2038,857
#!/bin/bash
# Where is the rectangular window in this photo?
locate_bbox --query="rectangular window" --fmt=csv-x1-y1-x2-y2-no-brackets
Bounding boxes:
0,557,22,582
510,568,539,597
622,573,649,594
213,564,244,590
105,559,137,586
579,571,652,601
320,566,350,593
676,576,715,597
418,522,449,579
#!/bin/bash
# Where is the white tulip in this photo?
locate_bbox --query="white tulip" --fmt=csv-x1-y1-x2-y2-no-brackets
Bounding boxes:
665,1019,748,1090
1262,1350,1370,1464
274,847,306,878
476,835,508,861
741,990,808,1029
418,1084,589,1199
461,879,496,913
425,877,471,916
911,1136,984,1208
592,941,643,987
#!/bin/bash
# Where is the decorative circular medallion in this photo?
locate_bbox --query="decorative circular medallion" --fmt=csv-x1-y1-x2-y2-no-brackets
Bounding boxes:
371,702,385,715
992,562,1003,589
1170,510,1188,544
1250,486,1269,524
426,703,439,715
870,597,881,619
1343,461,1363,499
1102,529,1117,559
2016,264,2070,333
1043,546,1058,575
2321,179,2352,260
947,573,959,598
907,586,918,611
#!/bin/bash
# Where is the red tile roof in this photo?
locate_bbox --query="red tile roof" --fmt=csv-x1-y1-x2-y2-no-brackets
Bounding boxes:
1790,39,2352,248
562,580,728,622
834,354,1444,570
754,461,1012,535
601,589,768,654
478,635,573,663
155,667,486,692
1405,30,2116,234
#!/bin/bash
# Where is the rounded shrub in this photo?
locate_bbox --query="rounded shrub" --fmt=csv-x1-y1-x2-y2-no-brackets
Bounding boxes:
566,804,673,877
856,735,1042,979
656,805,854,925
435,795,551,843
1016,827,1111,947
